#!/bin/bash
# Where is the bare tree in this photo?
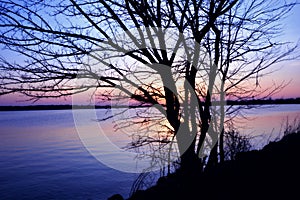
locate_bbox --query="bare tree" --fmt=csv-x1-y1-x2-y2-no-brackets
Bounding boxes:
198,0,299,166
0,0,298,173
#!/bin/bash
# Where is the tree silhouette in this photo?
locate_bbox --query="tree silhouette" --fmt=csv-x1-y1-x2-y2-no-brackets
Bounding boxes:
0,0,298,172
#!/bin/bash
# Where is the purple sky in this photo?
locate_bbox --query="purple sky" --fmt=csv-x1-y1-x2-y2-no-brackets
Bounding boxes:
0,3,299,106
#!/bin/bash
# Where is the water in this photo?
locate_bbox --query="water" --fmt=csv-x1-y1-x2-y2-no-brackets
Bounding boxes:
229,104,300,147
0,110,139,200
0,105,300,199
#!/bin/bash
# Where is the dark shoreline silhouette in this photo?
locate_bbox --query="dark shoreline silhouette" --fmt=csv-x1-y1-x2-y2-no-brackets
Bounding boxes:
1,97,300,111
113,131,300,200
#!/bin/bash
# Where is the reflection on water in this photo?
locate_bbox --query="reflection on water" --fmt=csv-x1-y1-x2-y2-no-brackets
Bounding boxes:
0,110,138,200
0,105,300,199
228,104,300,148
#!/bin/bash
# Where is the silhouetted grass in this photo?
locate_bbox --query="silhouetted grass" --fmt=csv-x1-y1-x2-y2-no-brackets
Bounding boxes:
122,121,300,200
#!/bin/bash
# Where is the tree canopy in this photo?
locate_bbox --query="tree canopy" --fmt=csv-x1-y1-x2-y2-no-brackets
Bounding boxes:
0,0,298,172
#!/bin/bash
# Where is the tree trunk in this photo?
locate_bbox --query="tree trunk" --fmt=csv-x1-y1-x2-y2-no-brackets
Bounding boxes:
206,141,218,170
176,121,202,174
179,138,202,175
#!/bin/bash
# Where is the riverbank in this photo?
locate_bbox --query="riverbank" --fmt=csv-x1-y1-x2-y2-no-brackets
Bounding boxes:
1,97,300,111
112,131,300,200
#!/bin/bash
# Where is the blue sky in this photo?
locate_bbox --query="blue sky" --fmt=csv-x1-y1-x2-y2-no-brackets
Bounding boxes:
0,1,299,106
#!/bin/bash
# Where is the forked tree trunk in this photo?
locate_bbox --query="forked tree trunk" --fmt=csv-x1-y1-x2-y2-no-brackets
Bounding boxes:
176,121,203,174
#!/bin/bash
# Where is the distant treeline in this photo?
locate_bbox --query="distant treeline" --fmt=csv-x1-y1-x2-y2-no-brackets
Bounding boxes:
226,97,300,105
0,98,300,111
0,104,154,111
0,104,126,111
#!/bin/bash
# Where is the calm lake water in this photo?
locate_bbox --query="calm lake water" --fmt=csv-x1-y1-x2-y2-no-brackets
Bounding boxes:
0,109,139,200
0,104,300,199
230,104,300,147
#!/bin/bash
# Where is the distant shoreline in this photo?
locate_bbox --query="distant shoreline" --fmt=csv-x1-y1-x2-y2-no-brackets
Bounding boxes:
0,105,132,111
1,98,300,111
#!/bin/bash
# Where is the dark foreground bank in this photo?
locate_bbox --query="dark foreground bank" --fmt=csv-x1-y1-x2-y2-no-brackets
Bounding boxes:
109,132,300,200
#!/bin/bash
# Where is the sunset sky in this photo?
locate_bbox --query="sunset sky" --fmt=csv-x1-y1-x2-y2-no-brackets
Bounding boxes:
0,4,299,106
